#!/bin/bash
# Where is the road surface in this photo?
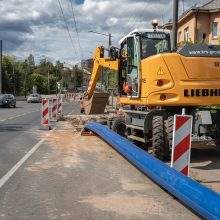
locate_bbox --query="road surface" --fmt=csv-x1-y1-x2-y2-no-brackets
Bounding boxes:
0,102,199,219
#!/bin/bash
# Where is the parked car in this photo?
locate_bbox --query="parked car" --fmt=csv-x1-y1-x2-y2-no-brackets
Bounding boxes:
0,94,16,108
27,93,42,103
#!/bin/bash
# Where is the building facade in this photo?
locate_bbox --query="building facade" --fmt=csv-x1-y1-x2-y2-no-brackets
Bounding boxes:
163,0,220,45
81,59,93,89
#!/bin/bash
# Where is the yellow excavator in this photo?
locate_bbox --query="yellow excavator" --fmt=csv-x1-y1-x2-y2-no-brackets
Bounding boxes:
82,4,220,159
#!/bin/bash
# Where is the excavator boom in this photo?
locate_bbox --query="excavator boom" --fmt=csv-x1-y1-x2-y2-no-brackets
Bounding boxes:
82,46,119,114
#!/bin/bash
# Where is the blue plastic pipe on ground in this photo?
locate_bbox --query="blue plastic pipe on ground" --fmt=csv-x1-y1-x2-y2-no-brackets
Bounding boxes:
85,122,220,220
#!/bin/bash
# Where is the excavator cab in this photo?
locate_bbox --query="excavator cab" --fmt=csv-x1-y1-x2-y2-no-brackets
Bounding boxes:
82,28,172,114
119,29,171,98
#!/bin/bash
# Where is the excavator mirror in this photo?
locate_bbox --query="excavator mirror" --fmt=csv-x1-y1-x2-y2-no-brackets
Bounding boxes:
121,48,127,58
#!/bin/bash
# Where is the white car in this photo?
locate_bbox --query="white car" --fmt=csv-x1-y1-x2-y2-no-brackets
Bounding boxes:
27,94,42,103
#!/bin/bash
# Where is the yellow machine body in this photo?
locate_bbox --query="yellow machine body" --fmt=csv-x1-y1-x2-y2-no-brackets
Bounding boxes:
82,28,220,159
83,29,220,114
120,53,220,106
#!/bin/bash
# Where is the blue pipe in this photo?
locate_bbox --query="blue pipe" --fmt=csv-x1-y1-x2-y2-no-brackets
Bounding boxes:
85,122,220,220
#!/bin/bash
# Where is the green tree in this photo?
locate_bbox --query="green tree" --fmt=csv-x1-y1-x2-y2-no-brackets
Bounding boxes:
27,73,46,94
1,53,85,95
75,65,83,90
2,55,24,95
47,75,57,94
27,54,35,70
2,55,12,93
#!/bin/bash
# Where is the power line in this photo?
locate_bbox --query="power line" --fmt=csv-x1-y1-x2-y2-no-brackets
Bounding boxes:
126,1,149,32
57,0,77,57
69,0,83,60
129,2,150,29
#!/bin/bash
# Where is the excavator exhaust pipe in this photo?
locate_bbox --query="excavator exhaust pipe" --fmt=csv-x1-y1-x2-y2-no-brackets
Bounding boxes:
83,92,109,115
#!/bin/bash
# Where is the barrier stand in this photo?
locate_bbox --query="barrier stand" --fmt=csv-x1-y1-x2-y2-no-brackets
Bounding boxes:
50,97,57,122
171,112,193,176
40,98,51,130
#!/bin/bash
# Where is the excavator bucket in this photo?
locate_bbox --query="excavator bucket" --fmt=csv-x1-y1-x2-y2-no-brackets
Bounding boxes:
83,93,109,115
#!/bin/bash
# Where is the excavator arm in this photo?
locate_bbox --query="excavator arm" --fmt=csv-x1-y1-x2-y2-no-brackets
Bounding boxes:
82,46,119,114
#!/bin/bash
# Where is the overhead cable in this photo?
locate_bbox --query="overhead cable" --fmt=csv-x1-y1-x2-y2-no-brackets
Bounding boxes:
69,0,84,59
57,0,77,56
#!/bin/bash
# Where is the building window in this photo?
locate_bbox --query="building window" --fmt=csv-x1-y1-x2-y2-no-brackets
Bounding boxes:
178,31,181,43
212,22,218,39
184,27,189,41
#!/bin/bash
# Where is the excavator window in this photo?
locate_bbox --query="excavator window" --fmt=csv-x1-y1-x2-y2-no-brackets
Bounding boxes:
126,36,139,97
141,32,170,59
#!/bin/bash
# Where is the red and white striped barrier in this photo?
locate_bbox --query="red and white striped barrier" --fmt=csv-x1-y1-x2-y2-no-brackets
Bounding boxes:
58,97,63,115
65,92,81,101
75,93,80,101
41,99,50,127
171,115,192,176
51,98,57,118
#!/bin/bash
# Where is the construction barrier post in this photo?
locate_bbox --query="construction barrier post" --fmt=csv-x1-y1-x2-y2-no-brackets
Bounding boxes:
57,97,63,120
41,98,51,130
171,114,193,176
50,97,57,121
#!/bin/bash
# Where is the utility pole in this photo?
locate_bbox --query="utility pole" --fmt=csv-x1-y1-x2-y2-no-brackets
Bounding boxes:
55,66,58,95
48,69,50,95
172,0,179,52
108,33,112,56
0,40,2,94
24,60,28,98
13,62,15,95
88,30,112,55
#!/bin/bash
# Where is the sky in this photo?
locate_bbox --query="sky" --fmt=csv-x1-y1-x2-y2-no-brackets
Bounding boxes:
0,0,209,65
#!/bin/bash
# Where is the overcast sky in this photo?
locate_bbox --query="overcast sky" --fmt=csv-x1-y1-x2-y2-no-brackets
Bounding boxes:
0,0,208,64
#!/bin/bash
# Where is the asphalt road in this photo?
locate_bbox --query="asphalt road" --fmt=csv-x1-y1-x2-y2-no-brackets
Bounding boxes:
0,100,217,219
0,117,199,220
0,100,80,179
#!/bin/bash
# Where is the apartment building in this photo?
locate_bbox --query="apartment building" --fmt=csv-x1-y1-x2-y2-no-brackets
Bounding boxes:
163,0,220,45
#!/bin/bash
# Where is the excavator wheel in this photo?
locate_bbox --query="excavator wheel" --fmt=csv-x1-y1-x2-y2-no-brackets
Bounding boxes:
152,115,169,160
112,117,126,137
166,116,174,158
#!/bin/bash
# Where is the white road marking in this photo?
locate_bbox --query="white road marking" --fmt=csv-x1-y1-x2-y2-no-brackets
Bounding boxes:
0,109,41,122
0,127,56,189
68,109,75,115
67,104,79,115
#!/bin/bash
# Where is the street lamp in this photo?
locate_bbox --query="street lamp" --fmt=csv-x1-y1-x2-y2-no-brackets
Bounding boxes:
88,30,112,88
88,30,112,52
